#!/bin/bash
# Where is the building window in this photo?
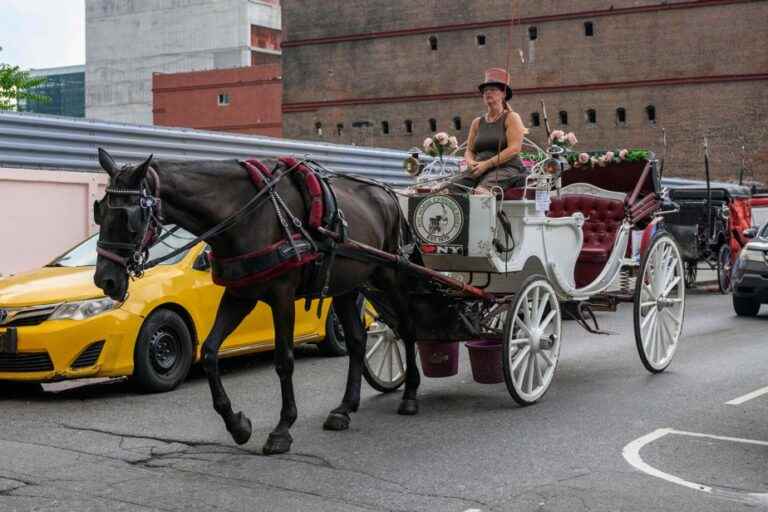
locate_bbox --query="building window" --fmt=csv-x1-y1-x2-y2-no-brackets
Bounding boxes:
616,107,627,125
428,36,438,50
453,116,462,130
646,105,656,124
381,121,389,135
336,123,344,136
584,21,595,37
217,93,230,106
315,122,323,136
429,118,437,132
531,113,541,127
476,34,486,47
405,120,413,133
558,111,568,125
528,26,538,41
586,109,597,124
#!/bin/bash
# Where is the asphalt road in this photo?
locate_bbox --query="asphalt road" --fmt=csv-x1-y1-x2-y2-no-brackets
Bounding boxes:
1,291,766,512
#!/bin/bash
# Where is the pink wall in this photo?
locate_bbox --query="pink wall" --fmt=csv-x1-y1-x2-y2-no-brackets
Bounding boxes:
0,168,107,276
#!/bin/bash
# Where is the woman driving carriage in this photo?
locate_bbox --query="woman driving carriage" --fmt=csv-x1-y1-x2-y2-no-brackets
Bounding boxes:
447,68,529,195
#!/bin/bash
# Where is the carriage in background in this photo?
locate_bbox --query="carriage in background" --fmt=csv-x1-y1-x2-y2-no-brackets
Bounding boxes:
663,183,752,292
362,140,686,404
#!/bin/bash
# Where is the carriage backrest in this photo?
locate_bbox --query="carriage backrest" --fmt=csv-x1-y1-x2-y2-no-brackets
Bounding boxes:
561,158,658,198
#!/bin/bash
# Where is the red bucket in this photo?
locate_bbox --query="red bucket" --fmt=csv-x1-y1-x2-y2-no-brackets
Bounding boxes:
417,342,459,378
465,340,504,384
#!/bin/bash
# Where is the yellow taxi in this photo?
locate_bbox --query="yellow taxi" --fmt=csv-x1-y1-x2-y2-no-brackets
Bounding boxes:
0,228,348,393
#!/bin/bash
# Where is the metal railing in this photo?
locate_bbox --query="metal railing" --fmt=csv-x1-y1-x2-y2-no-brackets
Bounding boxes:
0,111,416,185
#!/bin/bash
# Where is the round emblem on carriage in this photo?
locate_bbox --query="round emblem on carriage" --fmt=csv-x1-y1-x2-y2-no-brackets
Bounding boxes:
413,196,464,245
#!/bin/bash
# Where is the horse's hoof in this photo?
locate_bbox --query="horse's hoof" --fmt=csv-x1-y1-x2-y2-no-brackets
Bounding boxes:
397,399,419,416
263,432,293,455
227,411,252,445
323,412,350,431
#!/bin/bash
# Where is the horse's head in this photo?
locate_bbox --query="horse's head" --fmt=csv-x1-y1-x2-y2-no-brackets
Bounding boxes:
93,148,161,301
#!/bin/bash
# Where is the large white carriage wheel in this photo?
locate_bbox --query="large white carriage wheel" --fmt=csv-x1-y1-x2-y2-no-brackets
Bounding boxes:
361,304,407,393
502,275,562,406
633,232,685,373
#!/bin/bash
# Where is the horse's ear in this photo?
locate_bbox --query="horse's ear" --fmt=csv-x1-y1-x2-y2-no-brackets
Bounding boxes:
129,154,154,186
98,148,118,177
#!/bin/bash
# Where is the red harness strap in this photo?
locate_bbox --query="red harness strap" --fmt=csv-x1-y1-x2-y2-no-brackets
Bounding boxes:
208,157,325,288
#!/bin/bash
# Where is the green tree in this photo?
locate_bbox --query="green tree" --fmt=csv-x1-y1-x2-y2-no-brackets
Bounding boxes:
0,64,49,111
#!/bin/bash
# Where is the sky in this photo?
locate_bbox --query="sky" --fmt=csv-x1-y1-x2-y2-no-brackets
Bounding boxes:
1,0,85,70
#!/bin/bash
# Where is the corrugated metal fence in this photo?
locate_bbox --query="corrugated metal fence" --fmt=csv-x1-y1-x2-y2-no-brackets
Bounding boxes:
0,111,416,186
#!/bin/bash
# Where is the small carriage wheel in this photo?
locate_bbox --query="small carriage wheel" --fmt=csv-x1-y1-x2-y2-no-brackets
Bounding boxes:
633,232,685,373
502,275,562,406
717,244,732,294
684,262,697,289
361,304,406,393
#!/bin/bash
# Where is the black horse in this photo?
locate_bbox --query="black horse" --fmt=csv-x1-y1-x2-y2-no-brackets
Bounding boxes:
92,149,424,454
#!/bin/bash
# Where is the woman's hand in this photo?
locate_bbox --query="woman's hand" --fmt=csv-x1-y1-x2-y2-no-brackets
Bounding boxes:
470,159,492,177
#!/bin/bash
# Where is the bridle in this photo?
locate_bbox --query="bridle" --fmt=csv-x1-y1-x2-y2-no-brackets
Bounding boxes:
94,166,164,278
94,161,301,279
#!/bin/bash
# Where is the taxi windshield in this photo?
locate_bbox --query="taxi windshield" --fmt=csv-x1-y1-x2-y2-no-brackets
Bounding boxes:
47,227,197,267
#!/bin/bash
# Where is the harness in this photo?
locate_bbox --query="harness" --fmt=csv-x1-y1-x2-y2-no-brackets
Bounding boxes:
95,156,349,314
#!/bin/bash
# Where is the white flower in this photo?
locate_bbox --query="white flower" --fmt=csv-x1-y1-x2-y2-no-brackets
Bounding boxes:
619,149,629,160
448,136,458,150
578,152,590,164
423,137,434,153
435,132,449,145
597,156,609,167
566,132,578,145
590,156,600,167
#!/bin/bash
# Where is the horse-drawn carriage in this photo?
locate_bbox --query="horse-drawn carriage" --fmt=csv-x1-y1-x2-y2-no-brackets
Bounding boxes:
362,143,686,404
663,183,752,292
90,140,686,451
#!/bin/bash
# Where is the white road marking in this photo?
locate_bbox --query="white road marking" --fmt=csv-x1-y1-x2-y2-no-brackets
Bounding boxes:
726,385,768,405
622,428,768,506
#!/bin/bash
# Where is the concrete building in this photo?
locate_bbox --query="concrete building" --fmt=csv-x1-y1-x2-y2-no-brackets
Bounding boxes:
86,0,281,125
153,63,282,136
18,65,86,118
281,0,768,182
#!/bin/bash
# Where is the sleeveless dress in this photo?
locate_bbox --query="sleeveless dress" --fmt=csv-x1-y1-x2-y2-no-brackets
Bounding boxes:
449,111,527,192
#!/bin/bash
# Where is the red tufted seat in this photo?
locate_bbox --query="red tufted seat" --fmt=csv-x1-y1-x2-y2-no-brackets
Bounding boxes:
548,194,625,287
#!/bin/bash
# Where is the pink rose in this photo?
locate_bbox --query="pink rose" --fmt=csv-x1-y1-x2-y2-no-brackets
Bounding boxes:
549,130,565,143
578,152,590,164
604,151,615,162
435,132,449,145
619,149,629,160
566,132,578,145
423,137,434,153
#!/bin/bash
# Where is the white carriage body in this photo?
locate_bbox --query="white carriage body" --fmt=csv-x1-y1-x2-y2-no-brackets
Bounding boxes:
401,187,632,301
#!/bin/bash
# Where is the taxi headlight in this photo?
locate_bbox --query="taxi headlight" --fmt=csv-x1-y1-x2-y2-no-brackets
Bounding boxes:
741,247,765,263
50,297,120,321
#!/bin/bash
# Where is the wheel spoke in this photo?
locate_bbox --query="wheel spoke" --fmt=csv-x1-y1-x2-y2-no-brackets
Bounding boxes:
662,275,681,297
366,337,385,360
510,345,530,374
392,342,405,379
641,306,657,332
509,338,530,346
377,341,390,377
540,350,556,368
514,316,533,337
540,309,557,331
534,354,544,388
526,354,535,393
513,350,530,390
535,292,550,324
662,307,682,326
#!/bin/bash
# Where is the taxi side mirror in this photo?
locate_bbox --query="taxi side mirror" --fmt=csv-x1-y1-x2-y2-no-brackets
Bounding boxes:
193,248,211,271
743,227,758,239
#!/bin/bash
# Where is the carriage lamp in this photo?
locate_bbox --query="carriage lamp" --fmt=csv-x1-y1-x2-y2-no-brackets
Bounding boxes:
403,154,422,177
50,297,121,321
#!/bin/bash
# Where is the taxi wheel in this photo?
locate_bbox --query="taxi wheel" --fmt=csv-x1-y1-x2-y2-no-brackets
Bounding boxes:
133,309,193,393
317,307,348,357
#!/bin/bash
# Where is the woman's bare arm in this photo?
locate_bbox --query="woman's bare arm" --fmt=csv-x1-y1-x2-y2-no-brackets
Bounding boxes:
464,117,481,165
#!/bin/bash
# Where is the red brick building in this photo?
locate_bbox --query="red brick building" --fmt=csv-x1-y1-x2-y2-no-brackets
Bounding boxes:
281,0,768,182
153,63,282,137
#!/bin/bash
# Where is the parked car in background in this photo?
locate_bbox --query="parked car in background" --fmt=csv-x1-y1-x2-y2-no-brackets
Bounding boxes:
0,228,350,393
731,222,768,316
751,195,768,227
